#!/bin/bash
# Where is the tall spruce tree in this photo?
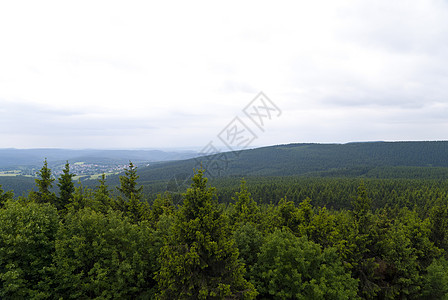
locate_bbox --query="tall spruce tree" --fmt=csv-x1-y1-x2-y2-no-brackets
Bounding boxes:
32,159,57,206
156,169,256,299
93,173,113,213
230,179,260,227
117,161,143,200
57,161,75,209
116,162,143,212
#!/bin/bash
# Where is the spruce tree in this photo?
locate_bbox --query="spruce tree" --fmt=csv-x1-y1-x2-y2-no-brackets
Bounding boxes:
57,161,75,209
93,173,113,213
156,169,256,299
117,161,143,200
32,159,57,206
116,162,143,212
149,192,174,227
231,179,260,227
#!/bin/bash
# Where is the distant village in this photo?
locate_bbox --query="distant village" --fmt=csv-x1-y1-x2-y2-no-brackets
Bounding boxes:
52,162,129,177
0,162,150,179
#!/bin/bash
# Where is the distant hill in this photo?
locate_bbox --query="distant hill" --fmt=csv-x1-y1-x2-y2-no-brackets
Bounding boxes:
4,141,448,197
0,148,197,168
132,141,448,182
0,148,198,196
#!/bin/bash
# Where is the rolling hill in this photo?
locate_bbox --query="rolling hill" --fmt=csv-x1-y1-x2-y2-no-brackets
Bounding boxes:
133,141,448,183
3,141,448,197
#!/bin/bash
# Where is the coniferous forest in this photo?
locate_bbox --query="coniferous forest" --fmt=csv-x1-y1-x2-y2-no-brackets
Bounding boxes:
3,161,448,299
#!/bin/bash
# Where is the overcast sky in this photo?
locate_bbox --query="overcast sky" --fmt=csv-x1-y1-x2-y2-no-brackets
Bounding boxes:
1,0,448,150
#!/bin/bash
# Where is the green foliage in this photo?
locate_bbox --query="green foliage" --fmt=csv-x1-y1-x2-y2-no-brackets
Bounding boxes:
31,159,57,206
57,161,75,209
117,161,143,202
252,229,359,299
149,192,174,228
156,169,256,299
115,162,149,222
0,184,13,208
276,197,301,233
429,204,448,253
127,192,150,224
53,208,158,299
134,141,448,182
93,173,114,213
4,160,448,298
230,179,260,227
0,200,59,299
376,222,421,298
421,258,448,299
233,223,264,268
351,181,372,231
65,182,94,211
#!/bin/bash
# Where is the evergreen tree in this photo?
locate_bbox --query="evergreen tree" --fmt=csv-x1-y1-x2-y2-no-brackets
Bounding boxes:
0,200,59,298
351,180,372,232
116,161,143,212
57,161,75,210
230,179,260,227
429,204,448,253
149,192,174,228
93,173,113,213
54,208,157,298
31,159,57,206
117,161,143,200
421,258,448,299
65,182,94,212
252,229,358,299
342,181,380,299
0,185,13,208
127,192,150,224
156,169,256,299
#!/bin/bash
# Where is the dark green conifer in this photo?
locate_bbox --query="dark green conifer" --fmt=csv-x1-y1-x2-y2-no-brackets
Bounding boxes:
32,159,57,206
156,169,257,299
57,161,75,209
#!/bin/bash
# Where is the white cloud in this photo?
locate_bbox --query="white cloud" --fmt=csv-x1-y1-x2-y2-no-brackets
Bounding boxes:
0,0,447,148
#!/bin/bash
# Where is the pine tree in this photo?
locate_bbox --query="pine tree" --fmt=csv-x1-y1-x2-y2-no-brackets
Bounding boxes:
57,161,75,209
115,162,143,212
352,180,372,233
93,173,113,213
149,192,174,227
156,169,256,299
117,161,143,200
231,179,260,227
127,192,150,224
32,159,57,206
348,181,378,298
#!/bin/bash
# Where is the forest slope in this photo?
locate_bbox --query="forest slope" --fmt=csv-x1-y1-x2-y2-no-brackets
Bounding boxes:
135,141,448,181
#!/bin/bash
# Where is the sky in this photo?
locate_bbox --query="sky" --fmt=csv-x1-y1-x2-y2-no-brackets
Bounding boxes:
1,0,448,150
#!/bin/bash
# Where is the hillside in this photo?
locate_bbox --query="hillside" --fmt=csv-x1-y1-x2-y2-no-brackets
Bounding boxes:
134,141,448,182
0,148,197,168
4,141,448,197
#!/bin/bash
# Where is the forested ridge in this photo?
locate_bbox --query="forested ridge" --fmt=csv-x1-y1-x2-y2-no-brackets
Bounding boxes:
4,141,448,197
134,141,448,181
2,160,448,299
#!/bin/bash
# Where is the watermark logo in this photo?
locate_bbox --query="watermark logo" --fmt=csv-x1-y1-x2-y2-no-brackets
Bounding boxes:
167,91,281,194
166,172,192,193
243,92,281,131
218,117,257,153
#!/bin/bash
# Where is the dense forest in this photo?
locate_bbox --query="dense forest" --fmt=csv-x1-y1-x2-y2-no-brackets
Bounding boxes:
2,160,448,299
133,141,448,181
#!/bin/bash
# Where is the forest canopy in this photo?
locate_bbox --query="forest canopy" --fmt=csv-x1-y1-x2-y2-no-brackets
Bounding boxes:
1,160,448,299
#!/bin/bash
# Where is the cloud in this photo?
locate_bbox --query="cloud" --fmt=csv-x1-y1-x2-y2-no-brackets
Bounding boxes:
1,1,448,148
